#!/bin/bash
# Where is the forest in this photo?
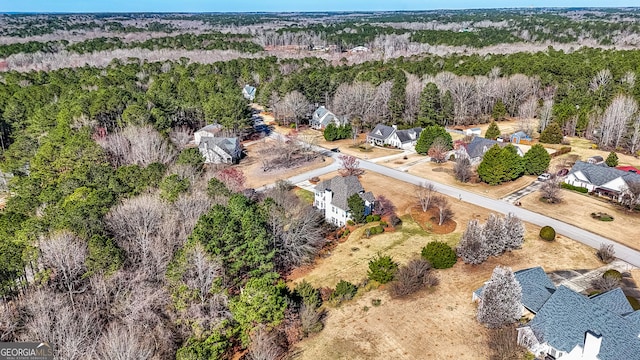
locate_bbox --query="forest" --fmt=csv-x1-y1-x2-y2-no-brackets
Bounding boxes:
1,9,640,360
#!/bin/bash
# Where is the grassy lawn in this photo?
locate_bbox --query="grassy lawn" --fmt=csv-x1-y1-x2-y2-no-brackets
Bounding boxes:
291,194,602,360
295,187,315,205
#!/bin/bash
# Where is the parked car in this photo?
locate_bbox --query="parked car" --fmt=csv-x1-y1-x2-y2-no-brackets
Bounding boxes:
537,173,552,181
330,147,340,152
556,168,569,177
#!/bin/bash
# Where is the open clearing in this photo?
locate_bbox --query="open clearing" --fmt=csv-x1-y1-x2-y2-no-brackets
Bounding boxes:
519,189,640,251
240,138,334,189
291,173,604,360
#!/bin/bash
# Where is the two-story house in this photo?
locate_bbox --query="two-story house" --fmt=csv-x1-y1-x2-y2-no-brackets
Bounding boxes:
313,175,375,226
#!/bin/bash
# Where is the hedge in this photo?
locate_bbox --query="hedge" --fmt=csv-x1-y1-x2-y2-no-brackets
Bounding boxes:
550,146,572,158
561,182,588,193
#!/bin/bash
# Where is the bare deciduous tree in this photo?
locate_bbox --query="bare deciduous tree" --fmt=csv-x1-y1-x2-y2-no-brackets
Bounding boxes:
374,194,397,217
248,326,285,360
599,94,638,149
416,182,436,212
388,258,438,298
488,325,525,360
453,156,472,183
169,127,193,151
457,220,489,265
183,244,224,304
596,243,616,263
427,137,449,163
98,125,177,166
279,90,311,128
540,177,563,204
538,99,554,132
338,155,364,177
477,266,522,329
621,181,640,211
628,115,640,155
39,231,88,305
432,195,453,226
95,323,154,360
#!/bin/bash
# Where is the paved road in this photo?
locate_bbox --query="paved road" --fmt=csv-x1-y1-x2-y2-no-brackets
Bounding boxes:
257,134,640,267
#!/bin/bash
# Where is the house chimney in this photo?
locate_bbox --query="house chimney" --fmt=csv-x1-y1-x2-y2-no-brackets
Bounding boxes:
392,125,397,130
582,331,602,360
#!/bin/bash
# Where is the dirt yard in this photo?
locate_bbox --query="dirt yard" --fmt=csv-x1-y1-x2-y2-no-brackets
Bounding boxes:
240,138,334,189
519,189,640,251
291,173,602,360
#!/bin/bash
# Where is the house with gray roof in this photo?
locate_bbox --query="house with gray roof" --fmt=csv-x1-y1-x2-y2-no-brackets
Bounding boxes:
242,85,256,101
386,127,423,150
198,137,242,164
510,131,532,144
565,161,640,201
473,267,556,314
313,176,375,226
474,267,640,360
310,106,347,130
457,136,524,164
517,286,640,360
367,124,396,147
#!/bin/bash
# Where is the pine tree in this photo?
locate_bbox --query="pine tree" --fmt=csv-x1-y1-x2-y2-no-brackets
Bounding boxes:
418,82,440,127
477,266,523,328
492,99,507,120
605,151,619,167
323,123,338,141
477,145,507,185
502,144,525,181
485,121,501,140
523,144,551,175
482,213,507,256
415,125,452,154
347,193,366,223
539,122,563,144
388,72,406,123
503,213,524,251
457,220,489,265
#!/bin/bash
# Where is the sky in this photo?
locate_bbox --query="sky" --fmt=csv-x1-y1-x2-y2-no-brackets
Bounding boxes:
2,1,639,13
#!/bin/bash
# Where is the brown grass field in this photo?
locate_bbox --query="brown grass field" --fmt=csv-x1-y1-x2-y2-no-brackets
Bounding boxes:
519,189,640,251
290,173,606,360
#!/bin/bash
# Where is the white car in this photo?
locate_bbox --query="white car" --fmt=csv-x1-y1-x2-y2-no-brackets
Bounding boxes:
537,173,551,181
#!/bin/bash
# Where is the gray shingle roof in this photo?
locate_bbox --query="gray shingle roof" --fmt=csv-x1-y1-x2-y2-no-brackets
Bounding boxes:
368,124,395,140
315,176,369,210
199,137,239,158
474,266,556,313
465,137,515,159
526,286,640,360
590,288,635,316
569,161,640,187
242,85,256,100
395,128,422,143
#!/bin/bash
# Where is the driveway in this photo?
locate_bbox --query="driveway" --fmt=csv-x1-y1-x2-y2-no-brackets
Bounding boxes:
547,259,637,293
501,180,542,204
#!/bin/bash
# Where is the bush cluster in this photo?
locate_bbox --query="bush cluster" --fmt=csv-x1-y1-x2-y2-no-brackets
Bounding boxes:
561,182,588,193
421,241,457,269
365,214,382,223
330,280,357,303
367,225,384,235
367,254,399,284
539,226,556,241
388,259,438,298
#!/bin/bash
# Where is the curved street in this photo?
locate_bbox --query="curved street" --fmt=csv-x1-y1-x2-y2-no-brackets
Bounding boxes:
264,145,640,267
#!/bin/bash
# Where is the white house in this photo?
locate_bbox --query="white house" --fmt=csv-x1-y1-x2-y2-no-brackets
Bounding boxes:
565,161,640,201
464,127,482,136
313,176,375,226
194,124,223,145
474,267,640,360
194,124,242,164
350,46,369,52
366,124,396,147
385,127,423,150
310,106,347,130
242,85,256,101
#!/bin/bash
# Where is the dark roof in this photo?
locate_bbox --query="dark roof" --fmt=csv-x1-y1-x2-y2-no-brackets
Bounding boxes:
315,176,371,210
590,288,634,316
395,128,422,143
474,266,556,313
465,137,511,159
568,161,640,187
368,124,395,140
526,286,640,360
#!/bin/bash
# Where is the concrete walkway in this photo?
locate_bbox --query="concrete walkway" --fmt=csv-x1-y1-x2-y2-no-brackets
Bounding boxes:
548,259,637,293
501,180,543,204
